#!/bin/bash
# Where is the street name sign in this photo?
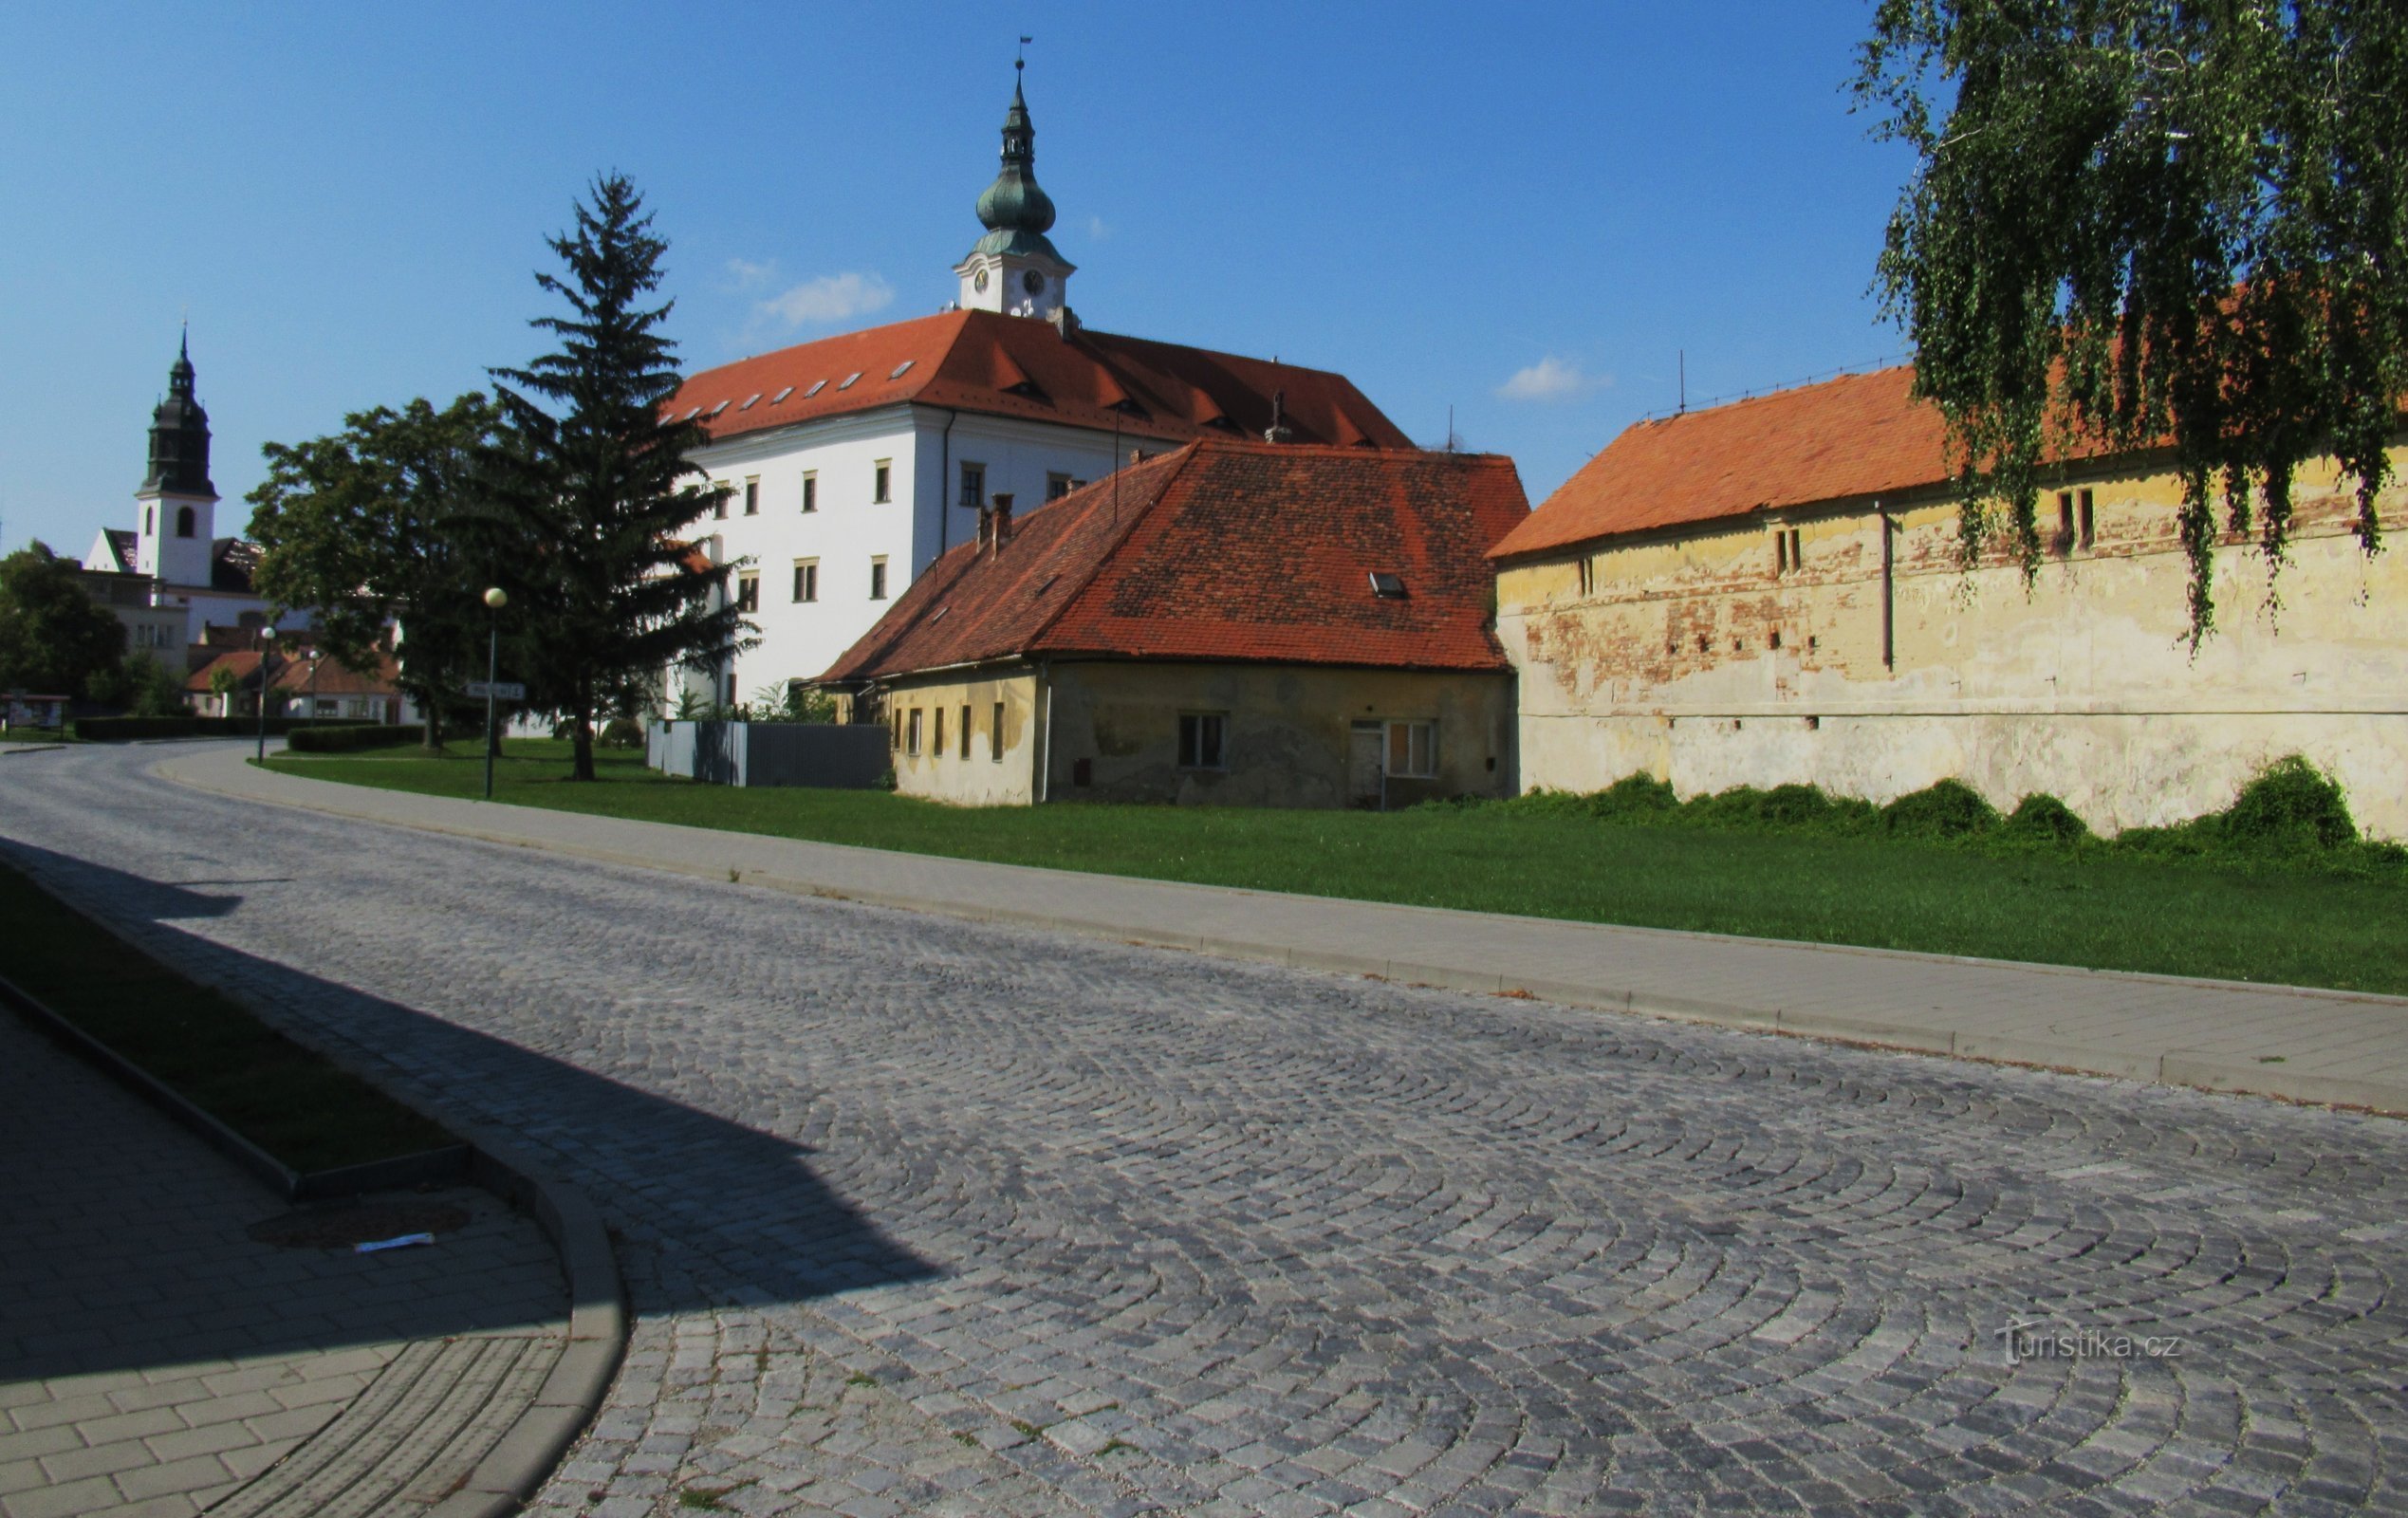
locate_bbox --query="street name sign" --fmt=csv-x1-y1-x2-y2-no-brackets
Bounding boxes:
466,681,527,700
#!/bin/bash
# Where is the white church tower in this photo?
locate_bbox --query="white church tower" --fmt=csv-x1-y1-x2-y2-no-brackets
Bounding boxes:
952,63,1076,323
133,332,218,589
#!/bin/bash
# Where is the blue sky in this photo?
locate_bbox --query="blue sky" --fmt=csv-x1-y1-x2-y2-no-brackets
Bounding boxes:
0,3,1917,559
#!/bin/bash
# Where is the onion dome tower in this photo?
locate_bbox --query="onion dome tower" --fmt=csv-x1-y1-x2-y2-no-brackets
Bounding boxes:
954,63,1076,321
135,330,218,587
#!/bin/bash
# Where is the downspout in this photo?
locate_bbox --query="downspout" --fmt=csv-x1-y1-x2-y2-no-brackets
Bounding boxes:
1034,658,1052,804
1878,500,1895,670
933,407,959,570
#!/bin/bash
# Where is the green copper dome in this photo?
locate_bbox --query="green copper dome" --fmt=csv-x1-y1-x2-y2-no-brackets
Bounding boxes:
973,74,1058,239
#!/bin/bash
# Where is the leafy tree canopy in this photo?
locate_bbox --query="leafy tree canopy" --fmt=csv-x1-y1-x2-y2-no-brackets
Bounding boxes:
482,173,752,781
1856,0,2408,640
0,542,127,696
249,394,503,746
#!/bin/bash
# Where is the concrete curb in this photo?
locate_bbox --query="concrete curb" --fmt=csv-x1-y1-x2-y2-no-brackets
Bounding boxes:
1,834,625,1518
156,750,2408,1118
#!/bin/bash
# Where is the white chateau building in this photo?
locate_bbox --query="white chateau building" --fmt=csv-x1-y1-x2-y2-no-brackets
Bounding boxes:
83,336,300,657
662,70,1411,709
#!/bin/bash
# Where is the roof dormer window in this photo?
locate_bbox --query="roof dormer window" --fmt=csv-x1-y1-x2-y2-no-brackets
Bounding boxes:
1369,572,1407,599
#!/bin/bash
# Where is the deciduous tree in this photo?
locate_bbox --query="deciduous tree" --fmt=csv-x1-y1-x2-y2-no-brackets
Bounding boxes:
1856,0,2408,640
249,394,502,748
0,543,126,697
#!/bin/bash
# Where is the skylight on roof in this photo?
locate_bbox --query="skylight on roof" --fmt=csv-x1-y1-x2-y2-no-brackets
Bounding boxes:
804,380,827,398
838,372,861,390
889,360,915,380
707,400,730,417
740,393,761,410
927,604,949,623
681,407,701,420
1369,572,1407,599
770,386,794,403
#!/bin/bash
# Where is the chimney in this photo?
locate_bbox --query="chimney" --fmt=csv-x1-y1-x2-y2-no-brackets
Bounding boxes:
977,503,993,551
1263,389,1294,444
991,493,1014,554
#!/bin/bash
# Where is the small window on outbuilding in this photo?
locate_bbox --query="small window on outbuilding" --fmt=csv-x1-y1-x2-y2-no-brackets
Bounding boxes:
991,701,1005,761
1177,713,1228,770
1368,572,1406,599
2079,489,2096,548
1385,720,1436,779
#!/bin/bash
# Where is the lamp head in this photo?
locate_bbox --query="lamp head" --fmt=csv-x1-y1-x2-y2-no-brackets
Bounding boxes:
484,586,509,610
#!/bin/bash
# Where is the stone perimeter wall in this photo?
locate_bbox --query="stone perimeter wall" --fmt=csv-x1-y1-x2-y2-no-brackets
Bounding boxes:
1497,446,2408,839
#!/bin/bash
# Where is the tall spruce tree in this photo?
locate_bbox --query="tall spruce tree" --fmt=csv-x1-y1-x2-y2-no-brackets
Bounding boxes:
484,174,750,781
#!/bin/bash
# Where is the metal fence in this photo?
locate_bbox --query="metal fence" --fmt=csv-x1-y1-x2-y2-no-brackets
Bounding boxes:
647,721,890,789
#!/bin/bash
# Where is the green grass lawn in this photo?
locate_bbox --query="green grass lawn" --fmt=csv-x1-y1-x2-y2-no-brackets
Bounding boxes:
0,861,454,1173
263,737,2408,996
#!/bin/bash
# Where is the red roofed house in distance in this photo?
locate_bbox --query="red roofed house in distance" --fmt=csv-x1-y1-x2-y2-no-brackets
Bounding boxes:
663,69,1409,713
819,440,1530,809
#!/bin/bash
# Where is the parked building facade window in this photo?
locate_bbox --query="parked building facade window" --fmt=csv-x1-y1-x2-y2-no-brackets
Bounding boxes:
1047,472,1074,501
1177,712,1228,770
959,704,972,759
873,460,892,504
959,463,985,509
792,559,819,602
869,556,889,600
906,708,922,755
991,701,1005,761
735,571,759,613
801,471,817,513
1385,720,1436,778
743,476,759,515
176,506,196,538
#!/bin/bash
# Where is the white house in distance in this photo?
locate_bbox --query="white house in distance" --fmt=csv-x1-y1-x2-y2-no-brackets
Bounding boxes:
83,335,301,658
660,67,1412,709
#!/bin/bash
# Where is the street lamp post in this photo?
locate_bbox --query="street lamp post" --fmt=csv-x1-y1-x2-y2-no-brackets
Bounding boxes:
252,627,279,763
483,587,508,800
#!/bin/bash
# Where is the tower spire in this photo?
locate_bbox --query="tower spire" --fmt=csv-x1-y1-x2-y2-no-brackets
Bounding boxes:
954,55,1076,320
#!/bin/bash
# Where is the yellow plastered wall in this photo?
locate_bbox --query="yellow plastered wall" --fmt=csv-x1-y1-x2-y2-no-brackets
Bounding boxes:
883,670,1041,805
1496,446,2408,838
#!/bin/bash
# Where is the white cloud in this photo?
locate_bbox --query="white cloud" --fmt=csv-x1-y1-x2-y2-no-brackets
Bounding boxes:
750,271,895,332
721,256,779,293
1084,214,1111,241
1496,356,1611,402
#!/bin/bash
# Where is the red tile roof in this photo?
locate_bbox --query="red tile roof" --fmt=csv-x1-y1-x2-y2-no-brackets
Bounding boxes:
667,308,1412,452
1491,366,1956,560
822,439,1528,682
187,648,402,697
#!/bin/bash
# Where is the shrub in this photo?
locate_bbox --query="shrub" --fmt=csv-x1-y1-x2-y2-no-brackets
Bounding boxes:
1584,772,1677,820
600,717,646,750
75,715,372,742
286,723,424,753
1758,783,1839,828
2219,755,2356,854
2001,793,2092,846
1882,778,1999,840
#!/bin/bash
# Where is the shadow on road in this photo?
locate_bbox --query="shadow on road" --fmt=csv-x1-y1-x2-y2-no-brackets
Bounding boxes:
0,839,937,1387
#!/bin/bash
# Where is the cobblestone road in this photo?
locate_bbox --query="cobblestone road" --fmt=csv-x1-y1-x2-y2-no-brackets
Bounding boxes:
5,743,2405,1517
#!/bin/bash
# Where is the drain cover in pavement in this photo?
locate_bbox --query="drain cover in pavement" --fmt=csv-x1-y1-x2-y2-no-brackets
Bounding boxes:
247,1201,471,1250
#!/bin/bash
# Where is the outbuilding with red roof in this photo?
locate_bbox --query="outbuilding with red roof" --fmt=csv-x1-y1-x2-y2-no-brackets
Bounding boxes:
820,438,1529,808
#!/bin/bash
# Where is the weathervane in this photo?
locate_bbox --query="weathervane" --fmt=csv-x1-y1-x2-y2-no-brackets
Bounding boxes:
1017,34,1031,71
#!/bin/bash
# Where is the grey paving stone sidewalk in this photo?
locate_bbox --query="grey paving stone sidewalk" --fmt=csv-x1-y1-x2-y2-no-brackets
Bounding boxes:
4,742,2405,1514
165,741,2408,1113
0,994,567,1517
